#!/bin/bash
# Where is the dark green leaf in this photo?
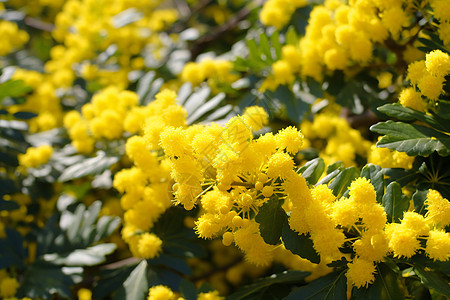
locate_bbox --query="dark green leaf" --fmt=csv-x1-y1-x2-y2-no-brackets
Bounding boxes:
12,111,38,120
382,182,409,223
328,167,359,198
93,263,136,299
414,264,450,297
273,85,308,124
227,270,310,300
436,100,450,120
298,157,325,185
378,103,447,132
0,198,20,211
361,164,385,203
150,254,192,275
412,189,429,216
255,196,287,245
18,261,74,299
370,121,450,156
58,151,120,182
286,270,347,300
282,220,320,264
179,278,198,300
352,263,405,300
123,260,149,300
382,168,419,186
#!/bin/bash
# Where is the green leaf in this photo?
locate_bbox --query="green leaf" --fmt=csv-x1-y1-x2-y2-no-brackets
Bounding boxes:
298,157,325,185
414,264,450,297
412,189,429,216
382,168,419,186
58,151,120,182
93,263,136,299
436,100,450,120
123,260,149,300
282,220,320,264
377,103,448,132
370,121,450,156
328,167,359,198
285,270,347,300
272,85,309,124
0,198,20,211
227,270,311,300
12,111,38,120
316,169,340,186
18,261,75,299
42,243,117,266
179,278,198,300
0,80,32,100
361,164,385,203
382,182,409,223
255,196,286,245
352,263,405,300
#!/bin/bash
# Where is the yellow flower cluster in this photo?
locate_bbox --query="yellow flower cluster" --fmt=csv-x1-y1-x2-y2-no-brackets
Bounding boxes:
147,285,223,300
300,112,372,167
260,0,308,29
0,20,29,56
430,0,450,45
0,272,19,299
180,59,238,89
368,140,415,169
113,90,188,259
11,69,65,132
400,50,450,110
49,0,177,88
18,145,53,169
64,86,142,153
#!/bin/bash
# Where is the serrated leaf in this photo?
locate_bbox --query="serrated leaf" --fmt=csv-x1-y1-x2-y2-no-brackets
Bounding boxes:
328,167,359,198
227,270,310,300
361,164,385,203
370,121,450,156
43,243,117,266
58,151,120,182
297,157,325,185
282,220,320,264
352,263,405,300
414,264,450,297
382,182,409,223
123,260,149,300
255,196,286,245
286,270,347,300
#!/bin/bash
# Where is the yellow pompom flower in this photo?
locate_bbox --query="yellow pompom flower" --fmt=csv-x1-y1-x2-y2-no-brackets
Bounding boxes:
348,178,377,205
272,60,295,85
242,106,269,131
147,285,176,300
401,211,430,236
381,6,409,37
425,50,450,78
0,277,19,298
198,290,224,300
353,232,388,262
137,233,163,259
425,230,450,261
406,60,426,85
331,197,359,227
78,288,92,300
386,224,420,258
346,258,376,288
425,190,450,227
18,145,53,168
417,74,444,100
377,72,393,89
276,126,303,154
267,152,295,179
398,87,427,112
430,0,450,22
